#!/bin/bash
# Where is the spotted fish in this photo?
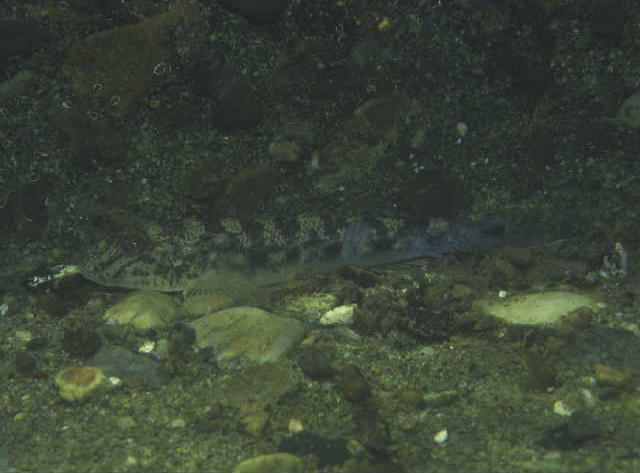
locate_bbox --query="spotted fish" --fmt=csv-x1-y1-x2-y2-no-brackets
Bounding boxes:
59,214,507,298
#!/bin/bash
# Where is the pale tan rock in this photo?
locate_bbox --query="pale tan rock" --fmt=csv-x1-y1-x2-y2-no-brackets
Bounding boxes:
476,291,598,325
232,452,305,473
55,366,105,402
189,306,305,364
104,290,180,330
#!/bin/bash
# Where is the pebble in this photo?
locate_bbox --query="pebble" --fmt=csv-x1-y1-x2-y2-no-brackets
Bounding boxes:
170,418,186,429
434,429,448,444
553,400,573,417
117,416,136,430
319,304,355,325
55,366,105,402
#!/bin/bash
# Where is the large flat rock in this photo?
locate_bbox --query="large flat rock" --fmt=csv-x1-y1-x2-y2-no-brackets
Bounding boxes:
477,291,599,325
190,306,305,364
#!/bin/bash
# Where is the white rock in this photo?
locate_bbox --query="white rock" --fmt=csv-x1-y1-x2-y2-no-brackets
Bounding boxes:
138,340,156,354
434,429,448,444
553,400,573,417
476,291,598,325
319,304,356,325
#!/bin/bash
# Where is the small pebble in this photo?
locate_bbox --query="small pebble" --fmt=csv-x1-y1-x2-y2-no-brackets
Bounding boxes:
170,418,186,429
553,400,573,417
434,429,448,444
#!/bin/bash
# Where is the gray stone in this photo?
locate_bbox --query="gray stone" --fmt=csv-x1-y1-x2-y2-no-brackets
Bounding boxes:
89,346,169,388
190,306,305,364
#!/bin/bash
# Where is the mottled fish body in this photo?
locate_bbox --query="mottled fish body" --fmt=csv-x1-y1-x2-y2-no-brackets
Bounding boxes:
73,215,507,296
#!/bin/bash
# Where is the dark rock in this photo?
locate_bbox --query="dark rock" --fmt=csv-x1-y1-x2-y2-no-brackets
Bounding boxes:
0,180,50,238
158,102,204,132
34,292,67,318
489,2,555,109
221,165,279,215
399,283,456,343
15,351,36,376
500,246,534,270
590,0,626,43
192,56,228,98
268,123,314,163
341,364,371,403
571,327,640,372
193,401,239,434
352,404,391,458
528,125,558,174
346,93,415,143
298,341,335,380
63,4,203,117
193,59,261,131
218,0,289,24
210,82,261,131
25,336,48,350
48,108,128,169
168,322,196,362
539,410,602,450
280,431,350,469
521,353,558,392
353,288,397,334
337,266,378,289
63,310,102,357
397,171,470,219
567,410,602,444
272,39,348,102
0,20,48,58
90,346,169,389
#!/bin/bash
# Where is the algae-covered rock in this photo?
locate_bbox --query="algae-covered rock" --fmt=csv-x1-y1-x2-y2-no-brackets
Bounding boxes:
476,291,599,325
221,362,302,410
63,2,202,116
55,366,105,402
219,363,303,436
285,292,338,321
232,452,305,473
615,92,640,129
182,292,235,318
104,290,180,330
90,346,169,389
346,93,417,142
189,306,305,364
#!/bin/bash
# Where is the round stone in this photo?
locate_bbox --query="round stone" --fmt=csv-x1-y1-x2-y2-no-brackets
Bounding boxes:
55,366,105,402
104,290,180,330
189,306,305,364
232,453,305,473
